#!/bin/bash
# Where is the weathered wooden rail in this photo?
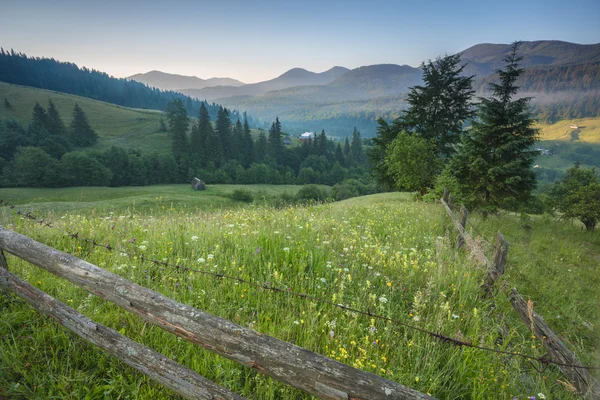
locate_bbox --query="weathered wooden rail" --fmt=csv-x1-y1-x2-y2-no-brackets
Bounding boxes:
0,226,432,400
440,192,599,399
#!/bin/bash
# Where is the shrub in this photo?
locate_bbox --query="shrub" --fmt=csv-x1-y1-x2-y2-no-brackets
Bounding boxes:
296,184,329,202
230,189,254,203
331,182,359,201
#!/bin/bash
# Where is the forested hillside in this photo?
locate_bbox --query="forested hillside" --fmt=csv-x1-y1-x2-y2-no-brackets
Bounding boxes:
0,49,253,125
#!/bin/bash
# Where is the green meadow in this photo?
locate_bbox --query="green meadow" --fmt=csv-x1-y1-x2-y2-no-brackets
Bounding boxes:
1,188,597,399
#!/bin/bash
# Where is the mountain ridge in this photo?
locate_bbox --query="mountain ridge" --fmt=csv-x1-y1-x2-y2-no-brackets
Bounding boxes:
128,70,245,91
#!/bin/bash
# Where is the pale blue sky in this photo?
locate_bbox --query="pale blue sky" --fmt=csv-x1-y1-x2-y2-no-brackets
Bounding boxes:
1,0,599,82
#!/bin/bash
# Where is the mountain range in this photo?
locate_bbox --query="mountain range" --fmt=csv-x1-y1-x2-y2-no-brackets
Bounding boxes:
126,41,599,137
128,70,245,91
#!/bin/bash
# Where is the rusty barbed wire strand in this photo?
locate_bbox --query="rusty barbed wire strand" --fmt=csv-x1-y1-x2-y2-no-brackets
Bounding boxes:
1,199,599,372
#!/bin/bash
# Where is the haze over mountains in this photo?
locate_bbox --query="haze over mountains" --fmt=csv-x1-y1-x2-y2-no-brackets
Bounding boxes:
128,70,245,91
125,40,599,137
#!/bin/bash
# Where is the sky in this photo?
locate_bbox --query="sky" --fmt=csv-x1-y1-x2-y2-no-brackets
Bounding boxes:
1,0,599,83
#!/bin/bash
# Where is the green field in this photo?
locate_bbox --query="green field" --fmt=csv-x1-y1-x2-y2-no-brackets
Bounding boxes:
537,117,600,143
0,184,311,216
0,82,172,154
0,82,269,155
1,187,597,399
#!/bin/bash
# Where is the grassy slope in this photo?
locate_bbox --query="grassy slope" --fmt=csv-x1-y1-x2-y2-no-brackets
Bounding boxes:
0,190,596,399
0,82,170,154
537,116,600,143
1,82,267,155
0,184,310,216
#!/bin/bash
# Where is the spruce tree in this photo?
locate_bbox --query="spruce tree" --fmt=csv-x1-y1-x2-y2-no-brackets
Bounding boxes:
46,99,67,137
70,103,98,146
267,117,284,164
255,130,268,163
242,117,254,167
343,137,350,156
350,127,363,165
164,99,189,163
197,102,218,165
318,129,328,156
450,42,538,212
335,143,345,165
3,98,11,109
215,107,232,159
400,53,475,156
233,118,244,161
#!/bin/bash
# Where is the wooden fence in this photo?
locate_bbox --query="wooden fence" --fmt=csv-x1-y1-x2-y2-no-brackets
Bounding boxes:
0,226,432,400
440,191,599,400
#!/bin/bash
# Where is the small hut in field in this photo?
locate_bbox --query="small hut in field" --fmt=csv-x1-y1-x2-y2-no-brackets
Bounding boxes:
191,177,206,191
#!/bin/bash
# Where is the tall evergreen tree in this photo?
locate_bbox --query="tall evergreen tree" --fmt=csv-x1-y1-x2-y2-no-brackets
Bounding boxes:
233,118,244,161
215,106,233,159
400,54,475,156
46,99,67,137
370,118,403,189
350,127,363,165
255,130,268,163
343,137,350,156
197,102,219,165
70,103,98,146
318,129,328,157
450,42,538,212
267,117,284,164
4,98,11,109
335,143,345,165
164,99,189,163
242,117,254,167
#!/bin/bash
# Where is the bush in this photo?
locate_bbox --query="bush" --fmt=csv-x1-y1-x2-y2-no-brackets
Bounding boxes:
296,184,329,202
331,182,359,201
230,189,254,203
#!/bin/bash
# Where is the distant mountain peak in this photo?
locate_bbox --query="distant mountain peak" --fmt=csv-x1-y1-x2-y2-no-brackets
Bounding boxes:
127,70,245,91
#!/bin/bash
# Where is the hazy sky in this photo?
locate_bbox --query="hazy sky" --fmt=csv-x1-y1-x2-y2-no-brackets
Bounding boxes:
1,0,599,83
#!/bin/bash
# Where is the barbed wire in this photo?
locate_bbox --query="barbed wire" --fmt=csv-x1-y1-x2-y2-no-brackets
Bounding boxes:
457,210,587,332
1,199,599,372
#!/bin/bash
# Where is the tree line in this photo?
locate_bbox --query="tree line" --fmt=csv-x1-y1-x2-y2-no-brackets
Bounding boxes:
164,99,372,186
0,100,373,189
0,49,255,126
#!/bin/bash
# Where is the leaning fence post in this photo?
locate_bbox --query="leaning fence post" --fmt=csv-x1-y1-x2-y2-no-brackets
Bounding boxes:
448,193,455,210
0,250,7,271
483,232,509,294
456,206,468,249
442,188,449,203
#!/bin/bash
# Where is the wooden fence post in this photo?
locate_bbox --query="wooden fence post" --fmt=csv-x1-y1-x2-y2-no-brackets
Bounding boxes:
456,206,468,250
0,250,7,270
508,288,600,399
442,188,449,203
483,232,509,295
448,193,455,210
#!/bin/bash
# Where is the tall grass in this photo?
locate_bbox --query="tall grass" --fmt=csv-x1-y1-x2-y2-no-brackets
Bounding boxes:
0,193,587,399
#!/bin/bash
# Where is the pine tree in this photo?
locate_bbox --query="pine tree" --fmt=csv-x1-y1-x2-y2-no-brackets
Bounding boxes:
164,99,189,163
215,107,232,159
242,117,254,167
46,99,67,137
267,117,284,164
233,118,244,161
70,103,98,146
3,98,11,109
450,42,538,212
318,129,328,156
350,127,363,165
255,130,268,163
335,143,345,165
400,53,475,156
343,137,350,156
197,102,218,165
